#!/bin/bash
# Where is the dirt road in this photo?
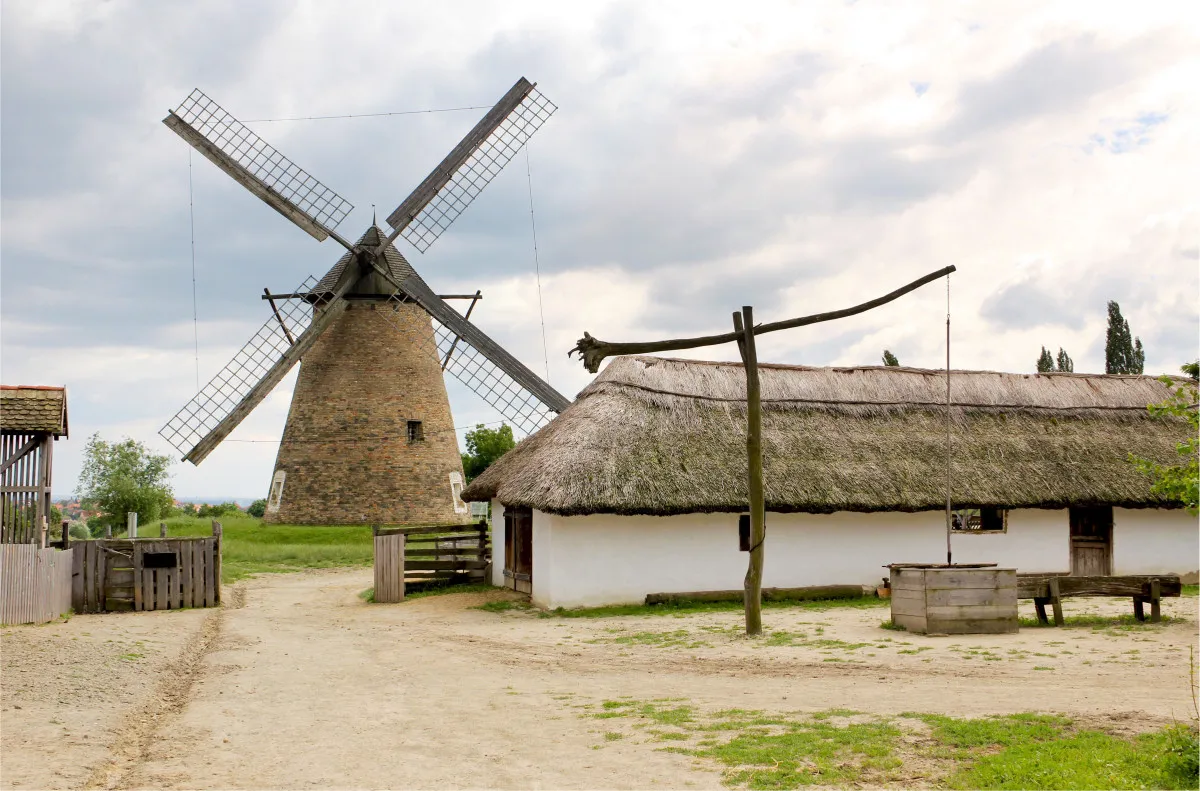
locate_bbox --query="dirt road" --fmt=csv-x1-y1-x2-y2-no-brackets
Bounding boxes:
3,569,1196,789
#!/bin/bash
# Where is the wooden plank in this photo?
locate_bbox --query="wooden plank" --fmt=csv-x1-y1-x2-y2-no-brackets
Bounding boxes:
403,547,489,558
133,543,144,611
1049,577,1064,627
404,560,489,571
106,568,135,586
204,538,216,608
889,569,926,592
890,613,927,633
93,540,106,613
889,598,927,618
181,541,193,608
211,522,222,604
1018,574,1181,599
889,588,925,605
925,587,1017,607
1150,580,1161,623
390,526,486,538
922,570,1013,589
71,542,85,613
193,538,205,607
926,616,1018,635
158,556,171,609
926,604,1018,620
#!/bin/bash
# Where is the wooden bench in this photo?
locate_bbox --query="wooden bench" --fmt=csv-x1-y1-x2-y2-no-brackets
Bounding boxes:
1016,575,1181,626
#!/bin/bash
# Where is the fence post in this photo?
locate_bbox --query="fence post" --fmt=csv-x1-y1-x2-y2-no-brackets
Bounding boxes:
211,520,222,603
61,520,70,550
39,516,48,549
127,512,138,538
105,524,112,539
160,521,168,538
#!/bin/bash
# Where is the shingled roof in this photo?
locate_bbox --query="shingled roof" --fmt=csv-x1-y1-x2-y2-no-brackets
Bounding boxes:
308,225,423,298
0,386,68,437
462,356,1191,516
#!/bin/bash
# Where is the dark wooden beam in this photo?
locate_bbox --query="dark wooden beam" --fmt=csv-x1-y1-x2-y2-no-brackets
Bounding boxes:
263,288,296,344
364,257,570,413
184,280,354,464
442,290,483,370
570,265,958,373
0,436,39,474
164,113,353,251
383,78,535,245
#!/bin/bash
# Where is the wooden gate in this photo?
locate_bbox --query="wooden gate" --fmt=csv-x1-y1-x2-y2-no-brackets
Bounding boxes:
72,524,222,613
503,507,532,594
0,545,73,625
372,522,489,600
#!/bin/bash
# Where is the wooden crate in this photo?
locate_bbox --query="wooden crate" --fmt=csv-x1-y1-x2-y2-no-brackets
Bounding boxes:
890,566,1017,634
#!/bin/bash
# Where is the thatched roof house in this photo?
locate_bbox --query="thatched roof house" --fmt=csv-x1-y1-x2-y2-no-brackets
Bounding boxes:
463,356,1188,516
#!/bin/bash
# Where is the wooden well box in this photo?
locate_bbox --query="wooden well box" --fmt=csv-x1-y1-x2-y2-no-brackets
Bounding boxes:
889,565,1017,634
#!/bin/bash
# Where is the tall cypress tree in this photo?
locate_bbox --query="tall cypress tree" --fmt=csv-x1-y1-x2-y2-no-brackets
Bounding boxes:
1056,348,1074,373
1105,301,1145,374
1036,346,1054,373
882,350,900,367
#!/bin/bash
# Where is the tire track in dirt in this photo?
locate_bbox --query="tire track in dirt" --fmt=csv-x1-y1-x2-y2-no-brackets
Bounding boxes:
82,586,243,790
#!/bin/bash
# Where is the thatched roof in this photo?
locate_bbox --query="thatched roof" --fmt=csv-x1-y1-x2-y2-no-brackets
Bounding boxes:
462,356,1191,516
0,386,68,437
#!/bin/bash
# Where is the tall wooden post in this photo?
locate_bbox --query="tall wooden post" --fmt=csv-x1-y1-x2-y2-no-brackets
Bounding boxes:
127,512,138,538
61,519,70,550
734,307,765,636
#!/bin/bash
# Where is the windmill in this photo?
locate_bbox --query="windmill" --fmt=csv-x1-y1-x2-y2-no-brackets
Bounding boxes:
159,78,570,525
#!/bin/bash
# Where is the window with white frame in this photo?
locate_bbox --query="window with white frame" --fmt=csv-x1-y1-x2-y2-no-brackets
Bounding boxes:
266,470,287,513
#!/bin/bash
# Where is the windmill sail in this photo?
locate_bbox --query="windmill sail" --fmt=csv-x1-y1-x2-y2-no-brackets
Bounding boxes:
159,275,350,464
385,77,556,253
164,90,354,243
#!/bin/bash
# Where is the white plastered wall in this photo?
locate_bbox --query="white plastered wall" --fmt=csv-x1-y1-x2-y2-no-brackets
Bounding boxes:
950,509,1070,574
489,499,506,587
1113,507,1199,578
528,510,960,610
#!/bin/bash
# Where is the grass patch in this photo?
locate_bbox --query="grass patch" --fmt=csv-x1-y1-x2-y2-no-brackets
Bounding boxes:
475,600,535,614
879,618,906,631
161,515,373,583
581,701,1196,789
534,596,886,619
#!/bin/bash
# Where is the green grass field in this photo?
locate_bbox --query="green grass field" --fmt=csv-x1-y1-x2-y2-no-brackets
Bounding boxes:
157,514,374,583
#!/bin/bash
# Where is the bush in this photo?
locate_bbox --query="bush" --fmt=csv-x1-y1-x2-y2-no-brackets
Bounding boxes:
68,522,91,541
247,498,267,518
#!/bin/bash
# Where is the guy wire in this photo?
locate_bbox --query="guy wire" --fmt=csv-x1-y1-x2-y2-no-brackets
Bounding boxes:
189,150,200,392
945,272,952,566
526,144,551,384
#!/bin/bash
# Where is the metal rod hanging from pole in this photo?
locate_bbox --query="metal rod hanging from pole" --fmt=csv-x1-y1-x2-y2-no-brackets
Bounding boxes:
945,275,952,566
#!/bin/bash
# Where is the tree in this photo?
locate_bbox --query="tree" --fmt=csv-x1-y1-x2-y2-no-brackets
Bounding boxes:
247,498,267,518
882,350,900,367
461,424,516,482
1036,347,1054,373
1129,373,1199,515
1055,348,1074,373
76,434,174,536
197,502,240,518
1105,301,1145,374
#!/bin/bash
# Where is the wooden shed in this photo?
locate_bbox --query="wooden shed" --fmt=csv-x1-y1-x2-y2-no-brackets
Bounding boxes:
1,386,68,545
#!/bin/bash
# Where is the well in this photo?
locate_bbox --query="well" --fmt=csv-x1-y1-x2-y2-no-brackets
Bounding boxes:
888,564,1017,634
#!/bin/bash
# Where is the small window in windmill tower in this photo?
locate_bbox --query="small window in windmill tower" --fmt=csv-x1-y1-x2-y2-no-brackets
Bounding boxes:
407,420,424,443
951,507,1007,533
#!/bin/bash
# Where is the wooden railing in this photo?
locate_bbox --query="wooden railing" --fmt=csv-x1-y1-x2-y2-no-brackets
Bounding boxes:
372,521,489,603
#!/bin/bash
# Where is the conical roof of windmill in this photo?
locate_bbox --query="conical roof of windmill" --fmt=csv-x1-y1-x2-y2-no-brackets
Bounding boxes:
307,225,423,300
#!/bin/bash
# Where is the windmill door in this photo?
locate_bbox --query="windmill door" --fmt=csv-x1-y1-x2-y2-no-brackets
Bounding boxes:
1069,506,1112,576
503,506,532,594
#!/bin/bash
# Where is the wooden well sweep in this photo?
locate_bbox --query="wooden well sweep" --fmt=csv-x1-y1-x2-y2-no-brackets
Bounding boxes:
889,564,1017,634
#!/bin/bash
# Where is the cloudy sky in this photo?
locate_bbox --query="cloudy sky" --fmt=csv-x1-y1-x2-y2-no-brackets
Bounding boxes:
2,1,1197,500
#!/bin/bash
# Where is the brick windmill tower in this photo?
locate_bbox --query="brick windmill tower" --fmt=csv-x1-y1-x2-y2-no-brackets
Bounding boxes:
158,79,569,525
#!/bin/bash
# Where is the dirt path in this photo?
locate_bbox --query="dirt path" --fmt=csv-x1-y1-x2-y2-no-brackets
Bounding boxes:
5,569,1197,790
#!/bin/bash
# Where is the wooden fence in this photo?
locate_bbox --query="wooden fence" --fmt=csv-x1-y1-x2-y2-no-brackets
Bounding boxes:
0,544,73,625
72,522,222,613
372,522,490,602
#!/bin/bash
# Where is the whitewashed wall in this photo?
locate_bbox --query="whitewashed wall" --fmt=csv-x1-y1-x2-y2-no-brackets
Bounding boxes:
1113,508,1199,578
951,509,1069,574
490,500,507,587
527,511,957,610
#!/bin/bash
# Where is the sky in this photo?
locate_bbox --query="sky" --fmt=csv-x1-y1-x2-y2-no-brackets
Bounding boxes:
2,1,1198,500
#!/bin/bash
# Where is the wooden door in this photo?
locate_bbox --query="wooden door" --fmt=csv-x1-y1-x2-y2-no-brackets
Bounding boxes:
503,506,532,594
1069,506,1112,576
